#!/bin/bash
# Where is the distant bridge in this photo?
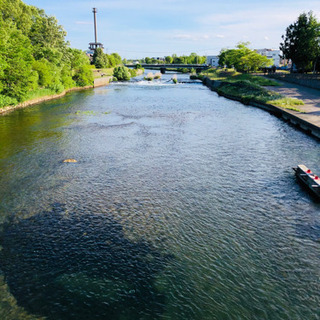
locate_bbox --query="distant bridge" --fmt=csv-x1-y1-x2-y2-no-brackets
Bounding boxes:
125,64,210,73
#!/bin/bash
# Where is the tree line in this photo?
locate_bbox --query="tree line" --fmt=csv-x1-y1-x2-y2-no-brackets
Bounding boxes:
92,48,122,69
130,53,206,65
0,0,94,107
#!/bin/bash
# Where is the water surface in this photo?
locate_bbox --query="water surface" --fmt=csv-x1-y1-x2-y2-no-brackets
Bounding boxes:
0,72,319,320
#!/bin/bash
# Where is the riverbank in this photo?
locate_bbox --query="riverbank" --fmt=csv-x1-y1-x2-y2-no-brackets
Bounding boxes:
0,68,146,116
202,76,320,140
0,85,94,115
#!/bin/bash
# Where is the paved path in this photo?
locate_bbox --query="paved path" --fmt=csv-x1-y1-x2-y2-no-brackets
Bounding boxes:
265,79,320,127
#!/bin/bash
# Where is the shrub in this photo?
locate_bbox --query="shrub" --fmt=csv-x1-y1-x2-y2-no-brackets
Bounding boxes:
113,66,131,81
0,94,18,108
144,72,154,81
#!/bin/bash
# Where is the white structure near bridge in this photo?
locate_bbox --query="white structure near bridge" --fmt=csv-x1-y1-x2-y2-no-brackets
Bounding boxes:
206,56,219,67
206,49,281,68
255,49,281,67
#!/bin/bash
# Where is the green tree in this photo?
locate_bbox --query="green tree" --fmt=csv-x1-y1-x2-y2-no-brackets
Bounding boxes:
145,57,152,64
0,21,34,100
113,66,131,81
92,48,108,68
280,11,320,72
111,53,122,65
218,42,272,72
165,56,173,64
32,59,54,87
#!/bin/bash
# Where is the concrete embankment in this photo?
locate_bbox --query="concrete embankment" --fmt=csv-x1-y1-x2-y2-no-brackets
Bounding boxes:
202,77,320,140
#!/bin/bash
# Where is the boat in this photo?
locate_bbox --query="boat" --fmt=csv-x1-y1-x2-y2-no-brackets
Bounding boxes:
293,164,320,199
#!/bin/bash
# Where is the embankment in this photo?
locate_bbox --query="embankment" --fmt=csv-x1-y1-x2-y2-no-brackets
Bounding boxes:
0,76,114,115
202,77,320,140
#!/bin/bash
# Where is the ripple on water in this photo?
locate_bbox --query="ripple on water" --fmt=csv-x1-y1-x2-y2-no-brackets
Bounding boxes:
0,203,172,320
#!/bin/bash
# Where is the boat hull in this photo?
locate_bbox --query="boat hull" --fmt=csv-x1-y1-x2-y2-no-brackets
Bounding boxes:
293,165,320,199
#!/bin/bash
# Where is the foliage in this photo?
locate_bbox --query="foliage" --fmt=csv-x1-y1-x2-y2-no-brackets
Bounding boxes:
280,11,320,72
113,66,131,81
144,73,154,81
219,42,273,72
216,80,304,111
0,95,18,108
201,68,279,86
73,65,94,87
165,56,173,64
92,48,108,68
267,97,304,111
129,69,138,77
143,53,206,65
0,0,96,107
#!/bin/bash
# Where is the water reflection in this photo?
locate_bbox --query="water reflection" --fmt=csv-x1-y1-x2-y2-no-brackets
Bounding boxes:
0,203,171,319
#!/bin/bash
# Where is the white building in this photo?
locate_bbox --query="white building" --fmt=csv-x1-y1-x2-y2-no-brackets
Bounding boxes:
255,49,281,67
206,55,220,67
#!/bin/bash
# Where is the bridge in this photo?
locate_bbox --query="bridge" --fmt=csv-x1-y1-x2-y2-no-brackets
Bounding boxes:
125,64,210,73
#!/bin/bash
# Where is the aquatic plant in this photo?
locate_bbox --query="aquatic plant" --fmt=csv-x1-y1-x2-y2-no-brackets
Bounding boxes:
0,204,172,320
172,75,178,84
144,72,154,81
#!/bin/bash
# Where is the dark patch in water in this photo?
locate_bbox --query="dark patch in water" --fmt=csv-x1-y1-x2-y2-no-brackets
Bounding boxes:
295,222,320,242
0,203,171,319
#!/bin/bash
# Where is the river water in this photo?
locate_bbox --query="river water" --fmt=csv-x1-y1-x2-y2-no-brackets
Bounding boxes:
0,71,319,320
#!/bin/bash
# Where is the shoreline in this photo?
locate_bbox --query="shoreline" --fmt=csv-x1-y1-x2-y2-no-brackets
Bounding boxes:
202,77,320,140
0,76,114,116
0,85,93,115
0,72,148,116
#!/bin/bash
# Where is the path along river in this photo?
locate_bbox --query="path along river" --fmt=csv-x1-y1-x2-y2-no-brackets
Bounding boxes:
0,71,319,320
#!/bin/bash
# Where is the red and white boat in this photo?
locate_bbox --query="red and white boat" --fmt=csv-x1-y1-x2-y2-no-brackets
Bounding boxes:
293,164,320,199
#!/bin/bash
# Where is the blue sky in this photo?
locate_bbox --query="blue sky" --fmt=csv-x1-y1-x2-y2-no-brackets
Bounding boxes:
24,0,320,59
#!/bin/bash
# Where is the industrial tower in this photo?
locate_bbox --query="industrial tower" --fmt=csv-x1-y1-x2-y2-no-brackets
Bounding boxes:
88,8,104,51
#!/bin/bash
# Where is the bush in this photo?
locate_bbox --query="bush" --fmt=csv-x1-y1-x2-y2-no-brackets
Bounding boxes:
113,66,131,81
73,65,94,86
129,69,138,77
0,94,18,108
144,72,154,81
49,83,64,94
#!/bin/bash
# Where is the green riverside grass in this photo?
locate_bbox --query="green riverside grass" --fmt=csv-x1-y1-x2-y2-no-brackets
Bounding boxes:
201,68,304,112
24,88,59,101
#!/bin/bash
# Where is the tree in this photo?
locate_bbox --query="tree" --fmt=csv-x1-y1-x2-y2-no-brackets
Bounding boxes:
218,42,273,72
92,48,108,68
145,57,152,64
0,21,35,100
165,56,173,64
113,66,131,81
280,11,320,72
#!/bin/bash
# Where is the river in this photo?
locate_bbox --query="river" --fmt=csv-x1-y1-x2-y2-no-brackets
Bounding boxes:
0,71,319,320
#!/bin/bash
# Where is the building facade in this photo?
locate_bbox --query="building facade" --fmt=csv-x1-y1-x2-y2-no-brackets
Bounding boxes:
255,49,281,67
206,56,219,67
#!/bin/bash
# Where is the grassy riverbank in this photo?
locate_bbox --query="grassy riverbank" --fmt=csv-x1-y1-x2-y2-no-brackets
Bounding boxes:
199,69,305,112
0,67,145,115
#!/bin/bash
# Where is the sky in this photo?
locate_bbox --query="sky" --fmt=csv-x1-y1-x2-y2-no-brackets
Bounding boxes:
23,0,320,59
